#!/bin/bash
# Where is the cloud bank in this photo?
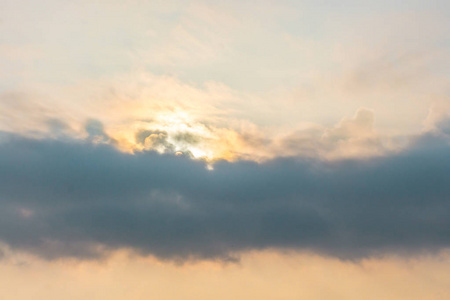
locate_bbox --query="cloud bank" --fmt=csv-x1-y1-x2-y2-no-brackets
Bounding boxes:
0,129,449,262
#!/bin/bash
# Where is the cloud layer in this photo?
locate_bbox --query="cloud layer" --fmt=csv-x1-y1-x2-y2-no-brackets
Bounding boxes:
0,130,449,261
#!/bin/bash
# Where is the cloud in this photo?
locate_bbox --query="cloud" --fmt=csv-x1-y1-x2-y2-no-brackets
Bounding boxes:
0,129,449,262
136,129,175,153
274,109,385,159
1,85,402,161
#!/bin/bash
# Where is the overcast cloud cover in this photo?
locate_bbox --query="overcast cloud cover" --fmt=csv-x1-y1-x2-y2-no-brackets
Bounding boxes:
1,0,450,268
0,125,449,262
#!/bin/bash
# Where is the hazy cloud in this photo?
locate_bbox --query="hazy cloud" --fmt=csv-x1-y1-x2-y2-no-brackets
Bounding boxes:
0,130,449,262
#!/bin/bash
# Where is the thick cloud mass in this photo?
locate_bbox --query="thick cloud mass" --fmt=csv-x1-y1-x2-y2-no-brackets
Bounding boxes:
0,133,449,261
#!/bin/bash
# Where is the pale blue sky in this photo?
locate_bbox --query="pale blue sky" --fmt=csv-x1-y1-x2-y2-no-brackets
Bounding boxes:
1,0,449,149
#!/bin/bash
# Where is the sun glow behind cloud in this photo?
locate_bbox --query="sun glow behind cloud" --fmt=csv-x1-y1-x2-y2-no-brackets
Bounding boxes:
0,76,414,162
1,0,449,162
1,0,450,299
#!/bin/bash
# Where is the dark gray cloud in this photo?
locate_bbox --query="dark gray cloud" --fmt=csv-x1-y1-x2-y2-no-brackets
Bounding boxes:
0,131,449,262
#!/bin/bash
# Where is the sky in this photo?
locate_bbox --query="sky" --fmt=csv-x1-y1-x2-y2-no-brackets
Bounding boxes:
1,0,450,299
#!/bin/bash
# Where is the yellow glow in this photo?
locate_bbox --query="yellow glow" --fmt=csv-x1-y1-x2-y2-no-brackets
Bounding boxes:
1,249,449,300
0,80,410,162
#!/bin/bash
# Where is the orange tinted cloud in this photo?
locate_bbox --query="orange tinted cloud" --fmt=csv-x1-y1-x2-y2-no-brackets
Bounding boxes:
1,249,449,300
